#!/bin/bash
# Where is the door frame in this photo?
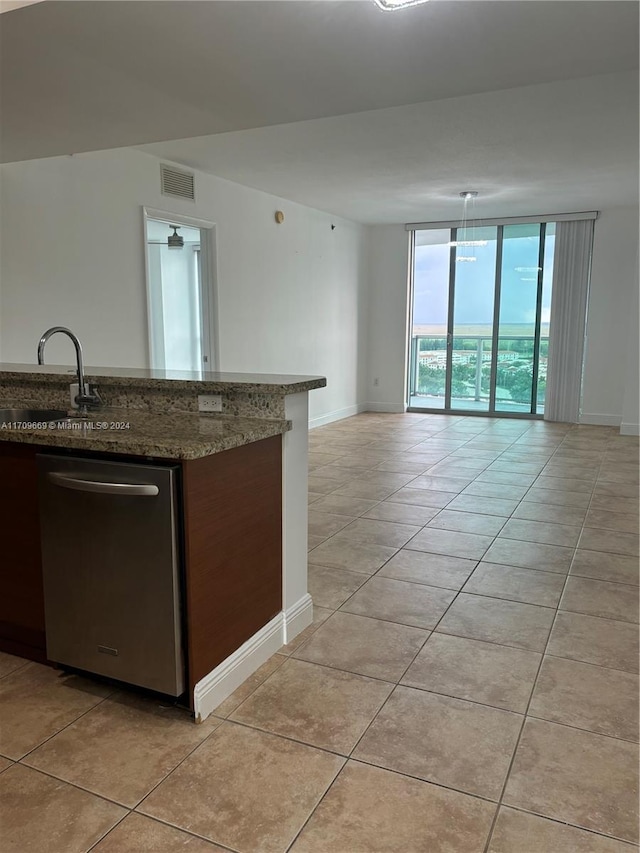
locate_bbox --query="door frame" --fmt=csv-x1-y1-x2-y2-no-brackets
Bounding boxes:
142,206,219,373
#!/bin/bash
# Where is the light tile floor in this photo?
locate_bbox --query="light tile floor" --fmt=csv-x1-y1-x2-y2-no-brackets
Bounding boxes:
1,413,638,852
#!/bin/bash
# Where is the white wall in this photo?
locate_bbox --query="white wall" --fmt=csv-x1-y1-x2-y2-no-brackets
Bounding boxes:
365,209,640,427
581,206,639,427
0,148,369,423
620,245,639,435
366,225,410,412
2,149,635,429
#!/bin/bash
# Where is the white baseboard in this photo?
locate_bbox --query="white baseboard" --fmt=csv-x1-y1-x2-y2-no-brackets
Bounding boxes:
579,413,622,427
363,402,406,414
620,422,640,436
309,402,410,427
283,592,313,643
192,594,313,723
309,403,366,429
193,613,284,723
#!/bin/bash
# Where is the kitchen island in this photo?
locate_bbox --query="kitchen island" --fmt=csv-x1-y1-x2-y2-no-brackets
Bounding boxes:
0,365,326,721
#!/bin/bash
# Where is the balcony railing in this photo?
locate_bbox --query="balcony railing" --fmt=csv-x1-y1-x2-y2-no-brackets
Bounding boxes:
409,335,549,410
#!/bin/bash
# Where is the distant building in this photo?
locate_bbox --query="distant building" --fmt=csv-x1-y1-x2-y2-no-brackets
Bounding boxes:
419,349,522,369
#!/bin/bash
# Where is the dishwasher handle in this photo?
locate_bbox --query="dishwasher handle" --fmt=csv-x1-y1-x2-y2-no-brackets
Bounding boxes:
48,472,159,497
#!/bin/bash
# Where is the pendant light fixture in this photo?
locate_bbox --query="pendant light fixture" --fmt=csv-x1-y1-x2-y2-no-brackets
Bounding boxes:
167,225,184,250
450,191,487,263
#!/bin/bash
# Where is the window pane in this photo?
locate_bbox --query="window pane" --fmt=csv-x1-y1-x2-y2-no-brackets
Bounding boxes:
410,230,450,409
409,220,554,419
450,226,498,411
495,224,541,413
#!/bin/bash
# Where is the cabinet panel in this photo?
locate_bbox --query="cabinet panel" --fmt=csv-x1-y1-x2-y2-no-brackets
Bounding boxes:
182,435,282,695
0,443,47,661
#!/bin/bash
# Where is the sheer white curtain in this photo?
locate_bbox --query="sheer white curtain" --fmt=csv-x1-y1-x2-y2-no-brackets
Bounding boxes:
545,219,595,422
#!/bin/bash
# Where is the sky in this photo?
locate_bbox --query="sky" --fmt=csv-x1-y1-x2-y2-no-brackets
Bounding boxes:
413,227,555,328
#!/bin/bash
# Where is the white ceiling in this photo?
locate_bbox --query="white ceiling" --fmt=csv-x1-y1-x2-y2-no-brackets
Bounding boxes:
142,71,639,224
1,1,637,224
1,0,637,164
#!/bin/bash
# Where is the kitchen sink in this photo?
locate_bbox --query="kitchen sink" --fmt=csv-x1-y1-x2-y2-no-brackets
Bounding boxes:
0,408,69,426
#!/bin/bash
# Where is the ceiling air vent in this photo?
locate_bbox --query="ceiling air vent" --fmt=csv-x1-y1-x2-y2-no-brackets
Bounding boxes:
160,164,195,201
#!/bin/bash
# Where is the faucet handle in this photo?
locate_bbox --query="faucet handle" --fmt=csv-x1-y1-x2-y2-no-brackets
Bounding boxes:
74,383,103,410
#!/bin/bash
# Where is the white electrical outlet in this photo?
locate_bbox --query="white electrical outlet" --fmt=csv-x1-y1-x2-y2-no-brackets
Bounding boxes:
373,377,379,386
198,394,223,413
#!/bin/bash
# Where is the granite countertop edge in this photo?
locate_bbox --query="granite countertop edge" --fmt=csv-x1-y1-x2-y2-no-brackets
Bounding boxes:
0,410,291,460
0,365,327,395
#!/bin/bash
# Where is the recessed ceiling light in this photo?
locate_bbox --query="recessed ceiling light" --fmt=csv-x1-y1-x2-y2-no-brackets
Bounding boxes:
373,0,430,11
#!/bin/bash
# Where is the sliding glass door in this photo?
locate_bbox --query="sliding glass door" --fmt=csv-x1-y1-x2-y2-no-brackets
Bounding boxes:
409,222,555,416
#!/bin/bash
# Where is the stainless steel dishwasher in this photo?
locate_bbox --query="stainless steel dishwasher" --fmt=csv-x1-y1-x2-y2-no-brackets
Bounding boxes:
37,454,184,696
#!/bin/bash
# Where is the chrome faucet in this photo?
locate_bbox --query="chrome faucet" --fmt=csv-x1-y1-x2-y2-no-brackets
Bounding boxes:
37,326,102,416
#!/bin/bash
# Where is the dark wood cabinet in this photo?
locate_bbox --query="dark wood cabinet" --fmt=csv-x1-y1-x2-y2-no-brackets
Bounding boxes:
0,443,47,661
182,435,282,695
0,436,283,698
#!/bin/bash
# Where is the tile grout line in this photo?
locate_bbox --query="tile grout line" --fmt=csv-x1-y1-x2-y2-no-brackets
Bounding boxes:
332,426,552,669
285,409,502,853
12,760,132,811
284,750,506,853
481,425,612,853
86,809,240,853
308,425,586,696
15,698,240,851
304,592,637,677
287,422,526,850
85,810,131,853
310,428,612,556
12,677,114,764
15,689,227,803
213,652,290,715
314,419,636,850
234,654,640,749
483,801,640,848
5,416,630,852
308,427,521,555
314,429,636,622
0,660,30,681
